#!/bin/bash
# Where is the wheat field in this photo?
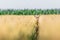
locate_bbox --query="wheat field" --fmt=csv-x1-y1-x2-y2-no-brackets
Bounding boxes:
39,15,60,40
0,15,60,40
0,15,36,40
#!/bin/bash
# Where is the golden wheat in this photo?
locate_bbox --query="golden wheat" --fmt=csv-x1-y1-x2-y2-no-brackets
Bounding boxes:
0,15,36,40
39,15,60,40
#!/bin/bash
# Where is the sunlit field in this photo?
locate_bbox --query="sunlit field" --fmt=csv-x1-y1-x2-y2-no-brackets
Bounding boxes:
1,15,60,40
0,15,36,40
39,15,60,40
0,9,60,40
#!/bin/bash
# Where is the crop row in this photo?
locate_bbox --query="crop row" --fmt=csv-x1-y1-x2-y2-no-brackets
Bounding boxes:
0,9,60,15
